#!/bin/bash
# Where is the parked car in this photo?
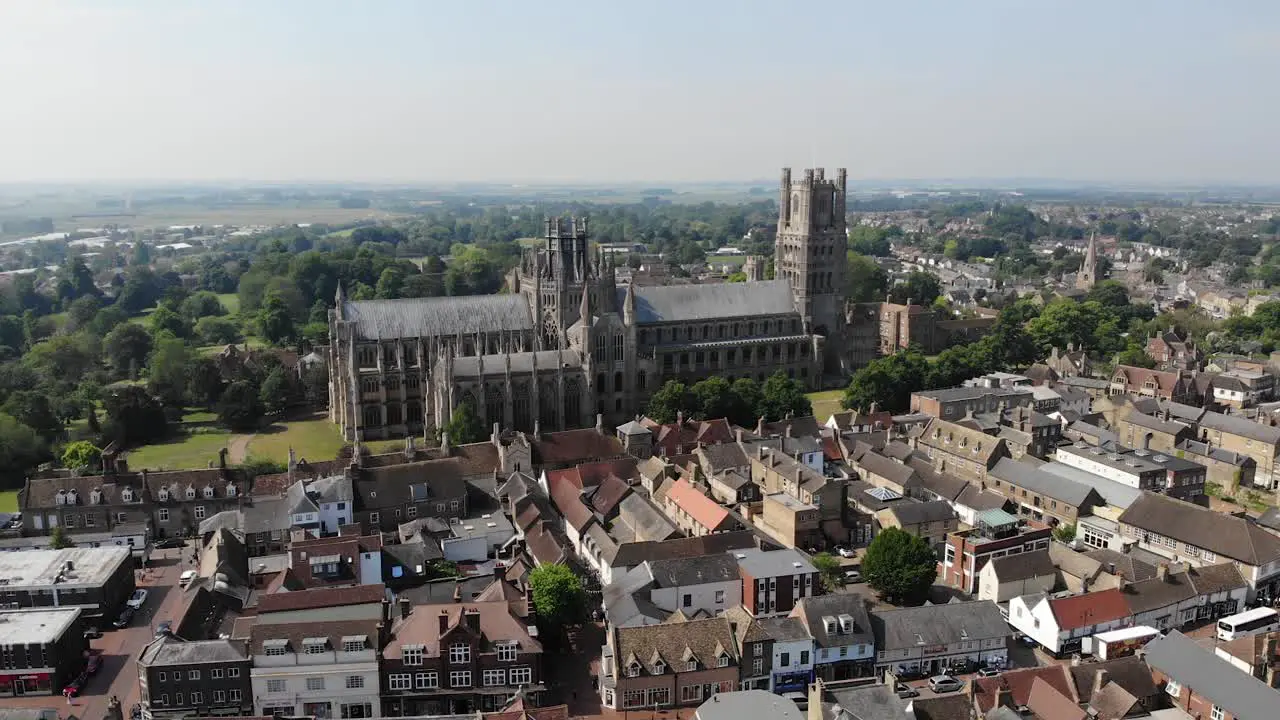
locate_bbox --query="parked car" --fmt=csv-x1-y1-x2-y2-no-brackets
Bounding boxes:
155,537,186,549
179,570,197,587
928,675,964,694
63,673,87,698
127,589,149,609
977,667,1001,678
895,684,919,699
113,607,135,629
85,655,102,675
83,626,102,640
155,621,172,637
844,569,862,583
836,547,855,559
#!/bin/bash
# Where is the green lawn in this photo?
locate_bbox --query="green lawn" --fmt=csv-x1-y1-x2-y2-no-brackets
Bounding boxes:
246,415,346,465
196,336,267,356
126,430,232,471
0,490,18,513
807,390,844,423
365,438,409,455
326,228,356,239
215,293,240,315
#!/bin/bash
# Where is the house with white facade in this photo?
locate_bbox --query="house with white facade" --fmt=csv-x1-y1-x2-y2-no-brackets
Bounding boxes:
870,601,1009,676
603,554,743,629
1008,588,1133,656
248,585,386,719
976,549,1056,603
792,595,875,682
1121,562,1248,631
756,617,814,694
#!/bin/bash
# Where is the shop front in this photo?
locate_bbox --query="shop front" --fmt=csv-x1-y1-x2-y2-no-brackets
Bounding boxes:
0,671,53,696
771,670,810,694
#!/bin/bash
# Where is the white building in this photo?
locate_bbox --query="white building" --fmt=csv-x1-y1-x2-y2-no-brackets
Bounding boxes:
1008,588,1133,656
871,601,1009,676
757,617,813,694
792,596,875,682
440,513,516,562
975,550,1056,604
603,554,742,629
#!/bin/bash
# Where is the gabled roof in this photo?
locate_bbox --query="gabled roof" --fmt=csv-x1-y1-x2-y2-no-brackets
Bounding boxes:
987,549,1056,583
1046,588,1131,631
1145,631,1279,720
1110,365,1187,395
613,616,738,676
1067,656,1158,706
257,584,385,614
990,458,1101,508
1199,410,1280,445
1118,491,1280,565
531,429,624,468
917,418,1008,466
628,280,796,323
791,594,873,649
886,500,955,527
871,600,1008,651
608,530,756,568
854,450,919,489
341,295,533,340
664,478,731,531
972,666,1075,713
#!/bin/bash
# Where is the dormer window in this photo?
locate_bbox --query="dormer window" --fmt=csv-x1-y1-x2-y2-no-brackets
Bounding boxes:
651,661,665,675
121,488,134,503
627,662,640,678
402,644,425,665
685,661,697,672
226,484,237,497
263,639,289,656
959,437,968,449
185,487,197,500
158,488,169,502
303,637,328,654
55,490,67,506
89,489,103,505
203,486,215,499
716,654,729,668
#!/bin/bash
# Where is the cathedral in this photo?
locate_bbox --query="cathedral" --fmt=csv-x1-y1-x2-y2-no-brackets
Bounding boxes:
328,167,851,441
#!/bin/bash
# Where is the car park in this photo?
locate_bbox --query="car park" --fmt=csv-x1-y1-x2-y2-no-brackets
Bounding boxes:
127,589,149,609
928,675,964,693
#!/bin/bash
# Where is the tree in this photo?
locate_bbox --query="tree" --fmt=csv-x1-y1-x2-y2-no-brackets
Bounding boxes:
186,357,226,408
442,399,484,444
61,257,100,301
528,563,586,630
195,316,242,345
811,552,844,592
646,380,690,424
102,385,169,446
260,367,293,416
862,527,938,605
847,253,890,303
67,295,102,330
1,391,61,442
889,271,942,306
1053,524,1077,544
148,304,191,339
257,291,296,344
692,377,740,422
730,378,762,426
843,350,930,414
115,267,166,314
147,338,192,407
179,291,227,321
218,380,264,432
104,323,154,378
757,372,812,421
61,441,102,473
48,525,74,550
0,413,49,486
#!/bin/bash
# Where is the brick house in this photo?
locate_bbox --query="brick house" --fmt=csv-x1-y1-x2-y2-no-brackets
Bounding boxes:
600,616,740,710
939,509,1052,594
1146,630,1276,720
735,548,820,617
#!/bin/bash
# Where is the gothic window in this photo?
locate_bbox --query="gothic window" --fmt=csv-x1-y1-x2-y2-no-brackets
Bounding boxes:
733,323,740,337
662,355,673,371
792,320,799,333
594,336,606,361
792,193,800,214
695,351,705,367
702,325,709,339
386,376,400,392
406,402,423,424
638,330,648,345
680,353,690,367
710,351,718,367
383,345,397,366
614,372,623,392
612,334,624,361
748,322,755,335
686,326,694,341
485,385,504,424
464,341,475,355
406,375,420,390
404,347,416,367
540,382,558,428
788,344,797,361
638,371,646,390
564,382,581,425
362,405,381,427
597,374,606,393
727,349,737,365
357,346,375,367
361,377,379,393
386,404,403,425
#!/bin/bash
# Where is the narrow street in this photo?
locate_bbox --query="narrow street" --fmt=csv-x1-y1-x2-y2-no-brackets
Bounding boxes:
4,545,191,719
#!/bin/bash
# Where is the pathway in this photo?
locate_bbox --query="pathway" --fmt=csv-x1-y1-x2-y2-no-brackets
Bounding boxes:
227,433,254,464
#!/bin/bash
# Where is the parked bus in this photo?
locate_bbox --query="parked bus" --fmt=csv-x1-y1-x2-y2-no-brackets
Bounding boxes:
1217,607,1280,641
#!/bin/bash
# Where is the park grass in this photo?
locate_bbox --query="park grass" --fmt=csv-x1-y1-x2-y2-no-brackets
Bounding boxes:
215,293,241,315
326,228,356,239
196,336,267,356
0,490,18,513
127,430,232,471
364,438,409,455
807,389,844,423
246,415,346,465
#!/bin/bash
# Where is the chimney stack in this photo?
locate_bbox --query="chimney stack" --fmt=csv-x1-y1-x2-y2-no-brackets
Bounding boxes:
1092,669,1110,700
595,413,604,435
1157,563,1170,583
399,597,412,621
996,680,1015,709
438,610,450,635
464,607,482,633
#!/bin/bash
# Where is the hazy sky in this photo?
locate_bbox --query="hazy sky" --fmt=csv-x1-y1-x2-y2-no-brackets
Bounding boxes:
1,1,1277,184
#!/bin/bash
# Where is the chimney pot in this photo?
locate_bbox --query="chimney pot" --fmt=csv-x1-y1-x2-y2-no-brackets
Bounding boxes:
399,597,411,620
438,610,449,635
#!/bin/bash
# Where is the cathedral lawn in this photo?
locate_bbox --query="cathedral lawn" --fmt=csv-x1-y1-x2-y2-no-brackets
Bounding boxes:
245,415,347,466
807,389,843,424
0,490,17,513
126,430,232,471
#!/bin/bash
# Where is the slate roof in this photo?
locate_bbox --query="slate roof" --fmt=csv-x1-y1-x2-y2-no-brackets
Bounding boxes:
871,600,1008,651
1081,548,1156,582
1200,410,1280,445
341,295,533,340
886,500,956,527
917,418,1008,466
988,549,1056,583
1038,462,1141,509
451,349,583,378
1144,630,1279,720
647,554,739,588
761,415,824,440
854,450,919,489
139,637,247,666
698,443,750,472
990,458,1100,507
791,594,873,649
608,530,756,568
1118,492,1280,565
588,474,632,516
627,280,796,323
531,429,625,467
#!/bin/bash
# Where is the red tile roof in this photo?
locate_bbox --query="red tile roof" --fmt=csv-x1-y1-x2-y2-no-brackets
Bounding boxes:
1048,588,1131,631
547,474,594,533
651,418,735,456
973,666,1077,713
532,429,624,468
665,478,731,531
257,583,385,614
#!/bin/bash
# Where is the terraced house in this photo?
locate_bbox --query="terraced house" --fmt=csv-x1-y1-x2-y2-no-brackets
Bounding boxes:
600,616,740,711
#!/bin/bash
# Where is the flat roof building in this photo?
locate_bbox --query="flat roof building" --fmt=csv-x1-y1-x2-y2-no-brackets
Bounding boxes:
0,547,135,619
0,608,89,697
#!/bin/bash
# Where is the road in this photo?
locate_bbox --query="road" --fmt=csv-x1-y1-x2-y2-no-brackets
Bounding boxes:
5,545,191,719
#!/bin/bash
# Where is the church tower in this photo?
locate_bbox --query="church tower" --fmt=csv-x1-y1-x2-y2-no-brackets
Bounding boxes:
1077,232,1099,290
775,167,848,376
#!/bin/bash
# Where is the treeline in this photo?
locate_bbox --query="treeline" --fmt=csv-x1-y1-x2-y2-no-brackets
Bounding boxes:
646,373,813,427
